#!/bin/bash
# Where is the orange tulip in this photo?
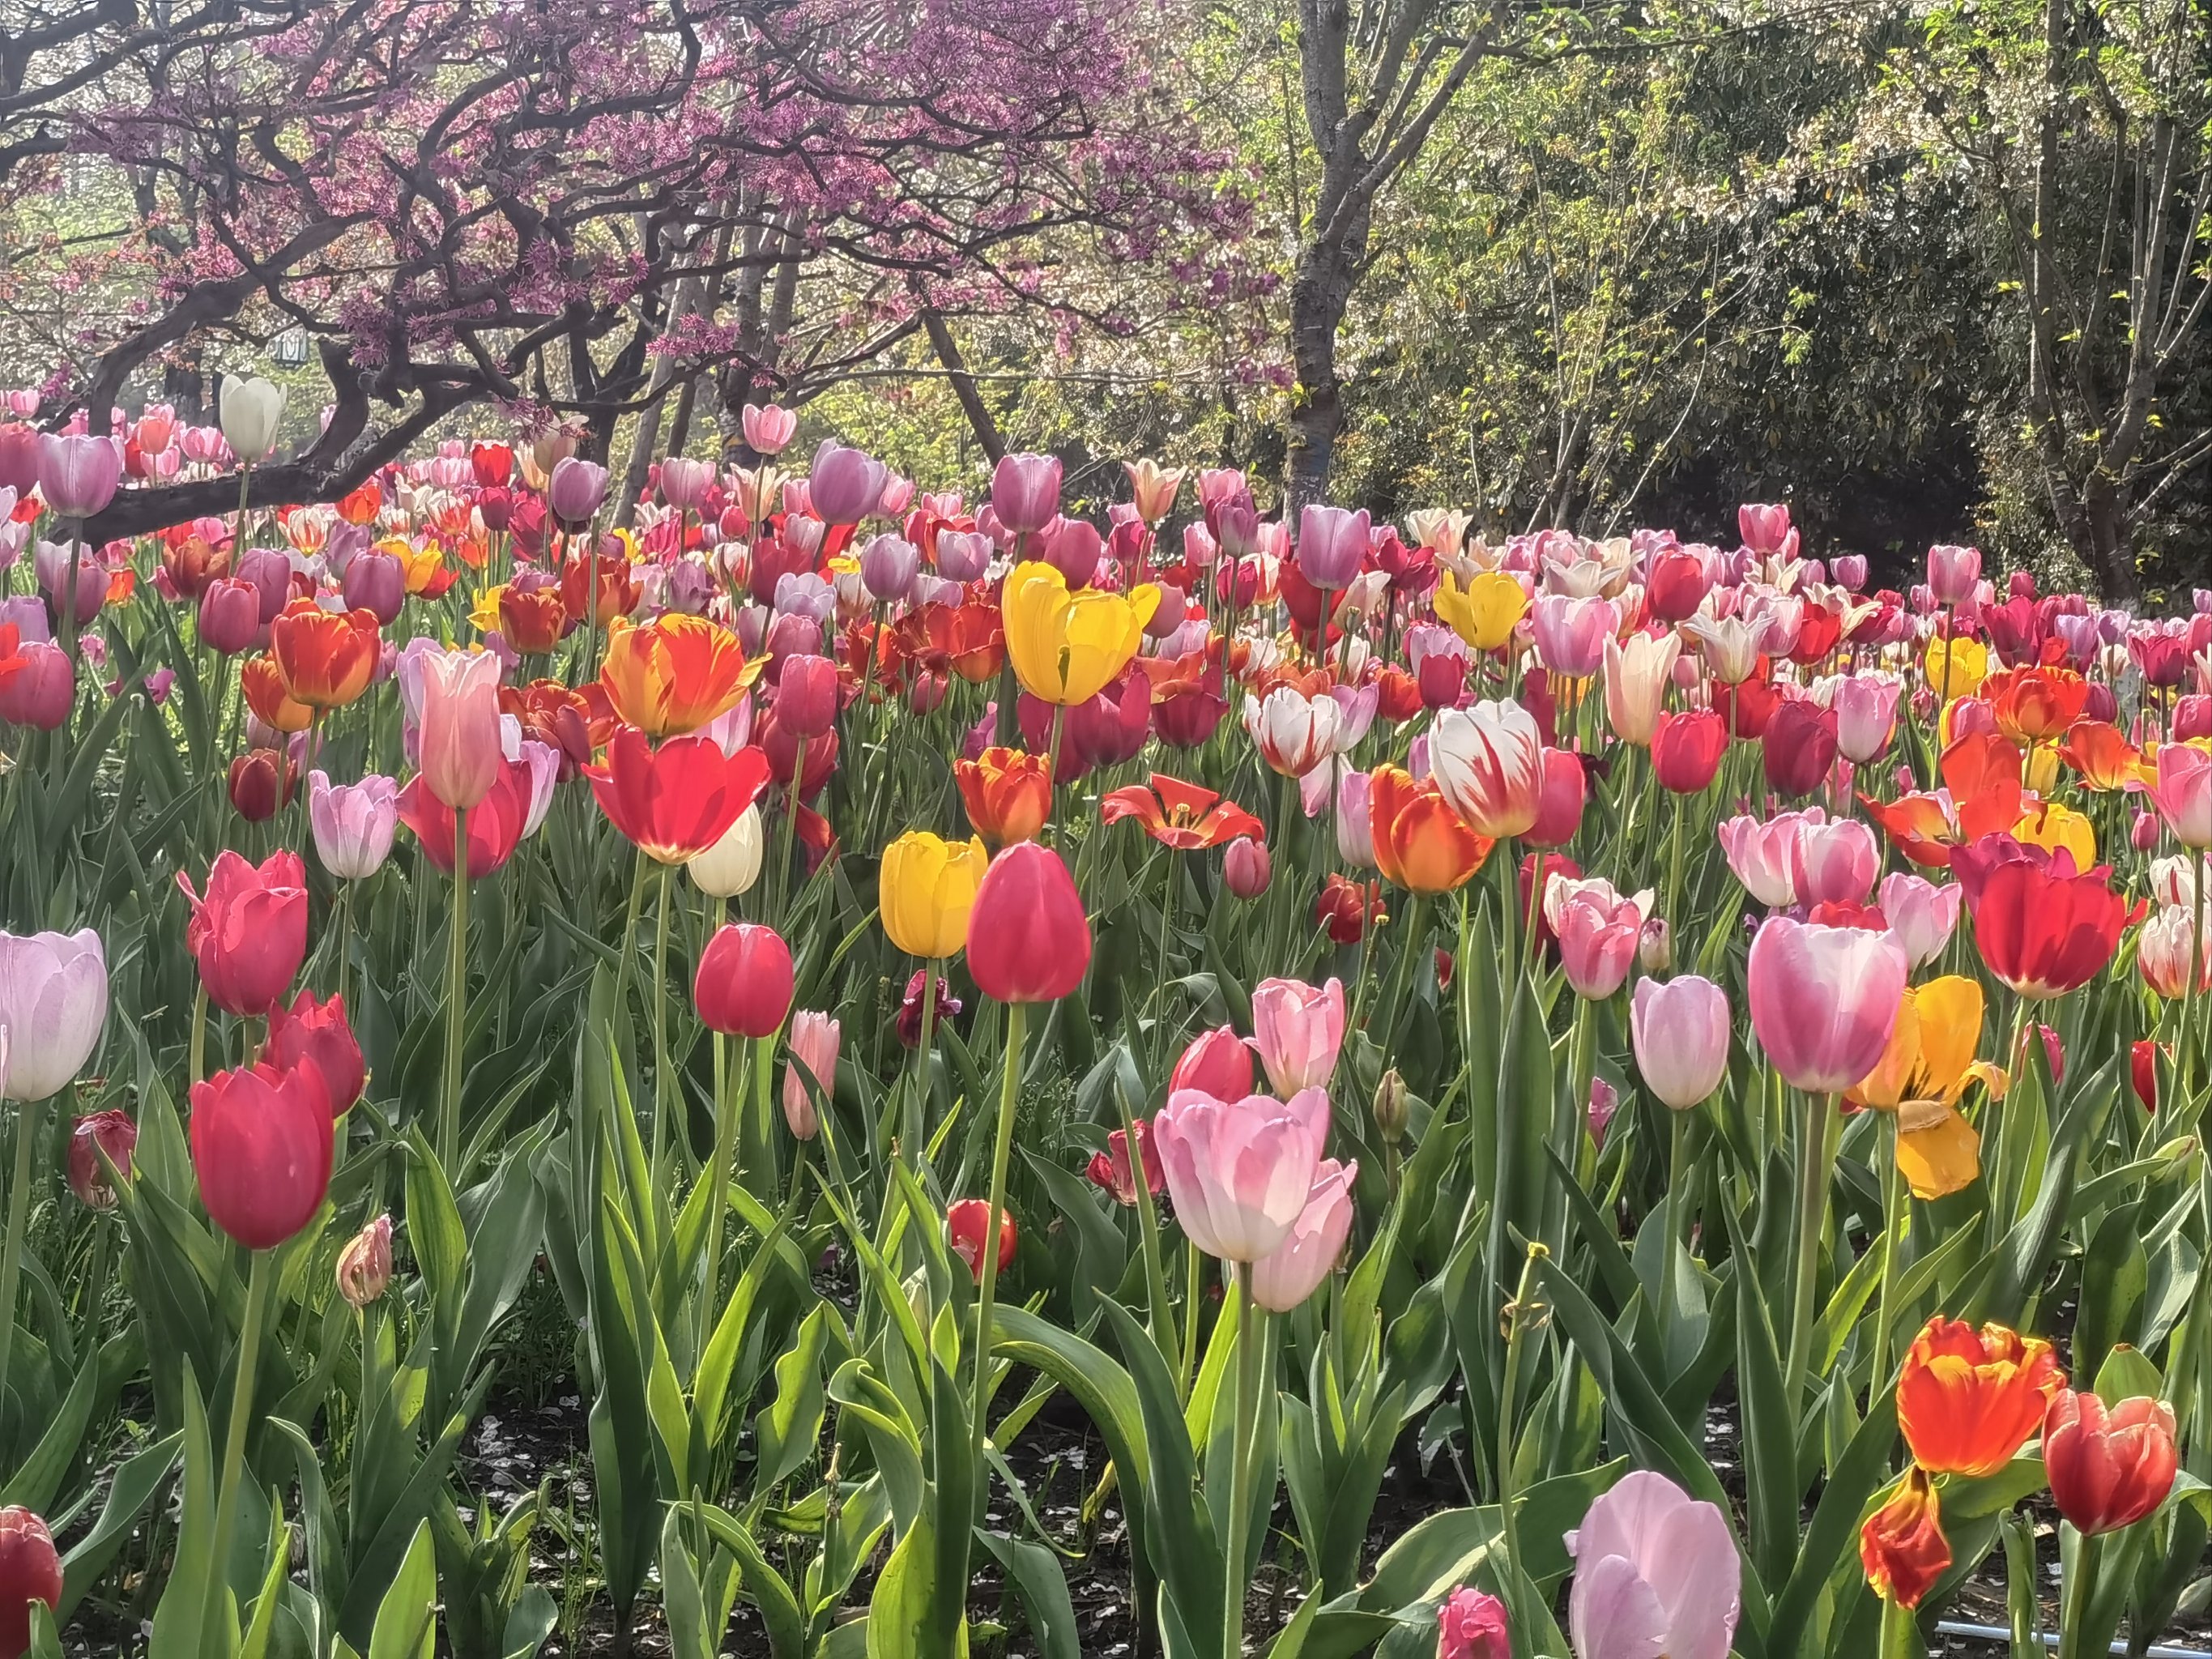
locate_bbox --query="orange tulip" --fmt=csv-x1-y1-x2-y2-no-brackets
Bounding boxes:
498,584,569,655
1896,1316,2065,1477
1860,1466,1951,1610
1369,764,1493,893
270,601,380,710
1100,774,1264,851
2058,719,2150,791
597,613,750,737
955,746,1053,846
561,546,640,627
1985,665,2088,744
241,652,314,732
336,481,382,525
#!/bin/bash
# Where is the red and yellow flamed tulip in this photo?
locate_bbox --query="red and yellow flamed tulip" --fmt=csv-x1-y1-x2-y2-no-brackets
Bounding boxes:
271,600,380,710
599,613,751,736
1896,1316,2065,1478
1860,1466,1951,1610
1369,766,1492,893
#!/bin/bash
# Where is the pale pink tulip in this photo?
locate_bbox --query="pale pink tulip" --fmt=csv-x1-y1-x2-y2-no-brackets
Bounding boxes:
782,1011,839,1140
1630,975,1729,1110
1828,672,1902,763
1531,592,1617,679
1746,916,1907,1093
1567,1471,1740,1659
2151,744,2212,848
417,647,504,811
1927,544,1981,607
1716,812,1809,909
741,403,796,455
1546,881,1647,1000
1738,502,1792,557
1250,976,1345,1095
1878,872,1961,967
1792,817,1878,906
36,433,121,519
309,770,399,880
1602,630,1680,746
1153,1086,1330,1262
1250,1157,1357,1311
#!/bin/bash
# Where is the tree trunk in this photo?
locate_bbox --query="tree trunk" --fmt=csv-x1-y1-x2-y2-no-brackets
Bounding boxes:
919,307,1004,463
1286,238,1356,512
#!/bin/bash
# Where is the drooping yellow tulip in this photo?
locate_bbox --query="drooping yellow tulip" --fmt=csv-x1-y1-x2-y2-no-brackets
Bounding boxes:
1433,569,1528,652
1924,635,1989,698
1849,975,2006,1199
1002,561,1159,706
880,831,990,959
2013,799,2095,867
469,583,509,636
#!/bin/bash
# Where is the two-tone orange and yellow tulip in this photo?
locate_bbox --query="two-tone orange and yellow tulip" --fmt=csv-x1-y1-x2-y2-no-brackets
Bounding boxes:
1369,765,1493,893
599,612,752,736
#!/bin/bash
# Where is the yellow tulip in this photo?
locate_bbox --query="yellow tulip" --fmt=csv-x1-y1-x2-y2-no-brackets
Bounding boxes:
2022,743,2062,796
1434,569,1528,652
1924,635,1988,697
880,831,989,959
2013,799,2095,867
1850,975,2005,1199
470,583,508,636
1002,561,1160,706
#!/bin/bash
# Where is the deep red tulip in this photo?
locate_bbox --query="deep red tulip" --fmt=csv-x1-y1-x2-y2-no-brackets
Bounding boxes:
2044,1388,2177,1535
2133,1038,2162,1111
265,989,365,1116
947,1196,1016,1281
586,725,771,864
1314,873,1386,944
188,1060,333,1250
694,923,795,1038
965,842,1092,1004
227,746,296,822
0,1506,62,1659
774,653,841,739
177,850,308,1016
1652,709,1727,793
1762,697,1839,800
396,757,534,878
67,1110,136,1210
1969,848,2141,999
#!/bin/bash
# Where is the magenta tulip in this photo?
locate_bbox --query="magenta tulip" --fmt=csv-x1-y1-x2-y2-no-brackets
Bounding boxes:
965,842,1092,1004
1171,1025,1255,1101
1295,504,1369,589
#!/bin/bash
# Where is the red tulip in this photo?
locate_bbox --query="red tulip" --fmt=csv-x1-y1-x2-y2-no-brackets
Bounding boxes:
1968,847,2141,999
965,842,1092,1004
1172,1025,1255,1101
1523,748,1587,848
1087,1120,1166,1205
1651,709,1727,793
947,1196,1016,1281
188,1060,333,1249
2044,1389,2177,1535
227,746,296,822
177,850,309,1016
586,725,771,864
66,1110,137,1209
1762,697,1839,800
695,923,795,1038
264,989,365,1117
0,1506,62,1659
396,759,533,878
2133,1038,2162,1111
1314,873,1386,944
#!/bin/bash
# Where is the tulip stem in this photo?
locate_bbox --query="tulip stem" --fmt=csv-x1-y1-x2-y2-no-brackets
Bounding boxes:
1869,1115,1905,1400
968,1001,1027,1483
200,1246,273,1656
1495,1242,1549,1659
1221,1271,1264,1659
190,983,209,1086
1785,1089,1840,1416
440,806,469,1173
2056,1529,2102,1659
1665,1104,1694,1254
1110,1069,1177,1380
650,862,672,1178
0,1094,41,1405
1179,1239,1204,1398
776,736,808,918
1149,851,1178,1077
702,900,731,1350
901,962,938,1163
1878,1593,1919,1659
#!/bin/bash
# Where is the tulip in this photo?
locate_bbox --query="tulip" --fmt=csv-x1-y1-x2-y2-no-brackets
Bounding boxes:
1831,673,1902,762
1716,811,1806,909
859,533,921,601
991,452,1063,536
1746,915,1907,1093
1004,561,1158,706
1846,975,2001,1200
1366,766,1490,893
1761,697,1839,799
2044,1389,2177,1536
1433,569,1528,650
1243,686,1342,778
1546,880,1643,1000
1436,1586,1509,1659
1250,977,1345,1095
775,652,839,740
1224,837,1272,898
808,440,890,525
416,647,504,811
1794,815,1879,906
782,1010,839,1140
1524,748,1588,848
1251,1157,1357,1311
1651,708,1727,793
955,746,1053,845
1878,872,1962,968
695,923,794,1039
946,1196,1016,1281
1859,1466,1951,1610
688,804,765,898
1173,1026,1254,1101
1430,699,1545,838
2150,742,2212,847
217,373,286,462
330,1213,395,1311
1295,504,1369,589
0,427,36,497
1086,1120,1166,1206
965,842,1092,1003
1630,975,1729,1109
1334,767,1376,868
1970,854,2137,999
264,989,365,1117
66,1109,135,1210
2137,906,2207,999
1153,1085,1331,1261
0,929,108,1102
178,851,307,1017
1603,631,1680,745
587,727,770,864
1896,1316,2065,1476
309,771,400,880
36,433,121,518
1740,501,1792,554
741,403,797,454
880,831,988,959
0,1506,62,1659
394,761,533,878
1832,553,1868,590
189,1060,334,1249
1566,1470,1740,1659
548,456,610,527
599,613,748,737
1927,543,1981,606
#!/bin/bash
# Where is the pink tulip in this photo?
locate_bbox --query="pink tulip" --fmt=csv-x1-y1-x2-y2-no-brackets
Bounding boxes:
658,456,714,514
1716,811,1809,909
782,1010,839,1141
1224,838,1271,898
417,647,504,811
1830,673,1901,763
1567,1470,1740,1659
741,403,796,455
36,433,121,519
1250,1157,1357,1311
2151,743,2212,848
1172,1025,1255,1101
1524,748,1588,848
1546,879,1646,1000
808,441,889,527
1746,915,1907,1092
1249,976,1345,1095
1295,504,1369,589
1927,544,1982,607
1832,554,1868,591
1153,1086,1330,1262
1792,816,1878,906
0,643,73,730
1877,872,1962,968
1530,593,1617,679
1738,502,1792,557
1437,1586,1510,1659
991,452,1063,536
547,456,608,527
1630,975,1730,1109
309,770,399,879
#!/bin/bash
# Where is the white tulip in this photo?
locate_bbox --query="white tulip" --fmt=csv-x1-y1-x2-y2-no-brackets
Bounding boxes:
218,373,287,463
688,804,765,898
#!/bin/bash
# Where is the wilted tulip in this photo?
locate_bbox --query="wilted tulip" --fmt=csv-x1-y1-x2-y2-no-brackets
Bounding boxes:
336,1213,394,1308
947,1196,1016,1281
1860,1467,1950,1610
66,1109,136,1209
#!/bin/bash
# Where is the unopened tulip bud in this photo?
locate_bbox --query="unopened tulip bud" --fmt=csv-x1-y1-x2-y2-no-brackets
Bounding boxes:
1372,1068,1409,1145
2133,808,2162,852
1224,837,1271,898
1638,918,1673,974
337,1213,394,1307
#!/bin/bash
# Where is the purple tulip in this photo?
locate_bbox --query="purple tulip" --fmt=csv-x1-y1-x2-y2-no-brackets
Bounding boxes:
548,456,610,528
1926,543,1981,606
936,530,991,583
807,440,889,527
1831,554,1868,591
198,580,262,654
237,545,292,622
343,550,406,625
858,533,920,602
991,451,1063,536
1295,504,1370,589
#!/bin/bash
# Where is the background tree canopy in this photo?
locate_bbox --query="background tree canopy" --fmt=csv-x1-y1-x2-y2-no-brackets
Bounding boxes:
2,0,2206,599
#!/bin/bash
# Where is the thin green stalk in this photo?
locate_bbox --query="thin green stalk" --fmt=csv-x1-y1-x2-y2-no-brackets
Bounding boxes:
199,1247,274,1654
2056,1529,2102,1659
440,805,471,1171
969,1002,1029,1473
190,984,209,1086
701,897,732,1350
901,962,939,1163
1178,1239,1204,1399
1111,1077,1177,1377
1221,1271,1264,1659
1784,1090,1840,1414
0,1094,42,1401
1149,851,1178,1077
1869,1115,1906,1397
775,736,809,918
1665,1105,1694,1252
1495,1243,1549,1659
650,861,673,1176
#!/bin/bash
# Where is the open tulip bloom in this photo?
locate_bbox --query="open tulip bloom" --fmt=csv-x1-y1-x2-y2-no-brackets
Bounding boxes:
8,407,2212,1659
